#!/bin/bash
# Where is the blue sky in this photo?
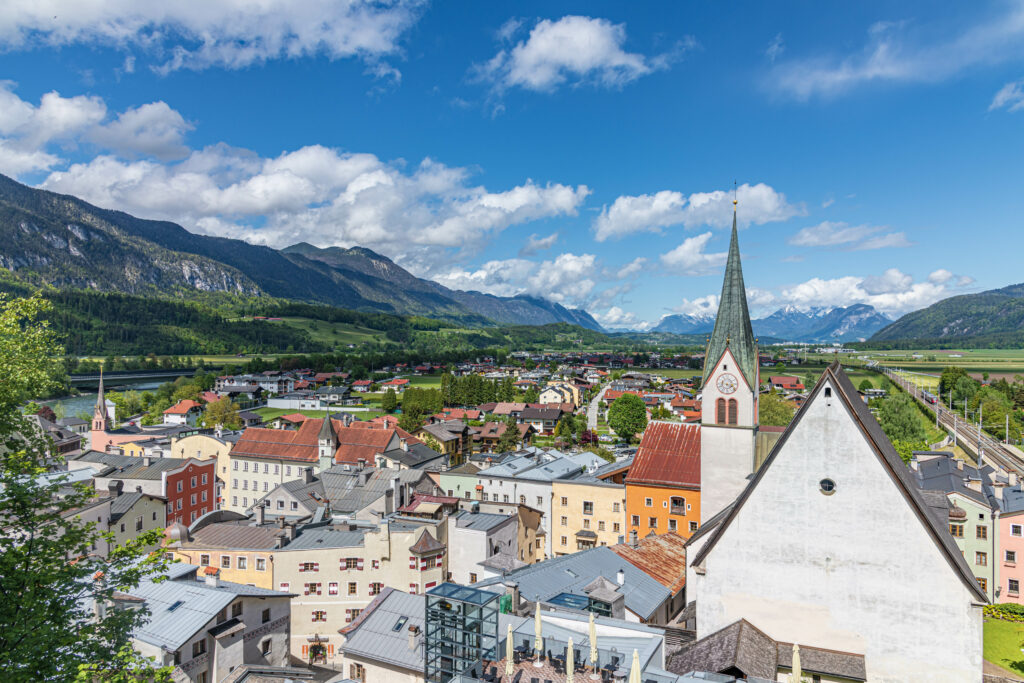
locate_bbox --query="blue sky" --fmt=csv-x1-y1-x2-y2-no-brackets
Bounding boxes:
0,1,1022,329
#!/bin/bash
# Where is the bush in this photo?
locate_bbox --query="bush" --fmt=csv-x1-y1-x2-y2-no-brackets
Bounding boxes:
984,603,1024,621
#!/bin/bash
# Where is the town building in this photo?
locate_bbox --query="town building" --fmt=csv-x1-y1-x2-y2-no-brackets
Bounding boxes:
163,399,204,426
66,480,166,558
626,422,701,539
997,476,1024,603
551,471,625,554
446,507,519,585
686,363,985,682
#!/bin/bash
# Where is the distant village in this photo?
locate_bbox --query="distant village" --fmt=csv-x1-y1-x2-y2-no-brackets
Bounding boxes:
24,217,1002,683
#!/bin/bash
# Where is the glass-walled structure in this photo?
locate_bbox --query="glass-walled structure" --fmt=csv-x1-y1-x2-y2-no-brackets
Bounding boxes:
425,583,500,683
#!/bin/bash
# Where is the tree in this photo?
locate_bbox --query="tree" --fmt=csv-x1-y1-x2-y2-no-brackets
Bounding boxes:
523,387,540,404
421,433,443,453
585,445,615,463
398,411,424,433
495,416,522,453
607,393,647,443
876,392,927,444
0,294,170,680
858,379,873,393
759,390,795,427
891,439,930,464
203,396,242,430
381,388,398,414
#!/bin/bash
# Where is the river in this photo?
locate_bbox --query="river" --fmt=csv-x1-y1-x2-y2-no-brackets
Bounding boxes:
44,379,168,419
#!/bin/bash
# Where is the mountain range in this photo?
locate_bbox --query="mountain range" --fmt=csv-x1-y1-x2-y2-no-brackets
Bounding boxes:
653,303,893,342
869,283,1024,346
0,174,603,330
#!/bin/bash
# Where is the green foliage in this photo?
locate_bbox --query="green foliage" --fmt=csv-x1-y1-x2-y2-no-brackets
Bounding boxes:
204,396,242,430
523,387,540,404
401,387,443,423
759,390,795,427
381,388,398,413
984,603,1024,622
607,393,648,443
585,445,615,463
0,294,170,680
496,416,523,453
858,379,873,393
876,392,927,443
891,439,930,463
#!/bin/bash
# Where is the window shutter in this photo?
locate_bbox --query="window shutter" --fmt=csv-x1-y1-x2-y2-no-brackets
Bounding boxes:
409,556,416,569
314,562,319,572
302,645,309,657
328,644,334,656
357,558,364,571
420,557,428,571
299,564,305,572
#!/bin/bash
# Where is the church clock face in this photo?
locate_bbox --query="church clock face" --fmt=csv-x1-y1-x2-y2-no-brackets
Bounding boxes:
717,372,738,394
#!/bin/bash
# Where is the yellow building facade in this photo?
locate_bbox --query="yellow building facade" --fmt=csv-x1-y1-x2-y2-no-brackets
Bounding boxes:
551,478,626,556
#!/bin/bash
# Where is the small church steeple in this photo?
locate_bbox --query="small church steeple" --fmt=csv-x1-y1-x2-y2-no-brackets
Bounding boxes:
92,367,108,432
703,199,757,389
318,416,338,471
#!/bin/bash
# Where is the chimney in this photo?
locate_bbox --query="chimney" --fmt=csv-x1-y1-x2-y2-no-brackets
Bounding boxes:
408,625,420,651
256,501,265,525
503,581,520,613
1012,472,1020,488
135,485,143,493
277,515,285,529
630,529,638,548
384,488,394,515
909,458,919,471
205,568,219,587
400,438,408,452
357,459,365,471
284,521,296,541
142,456,152,467
303,467,314,484
616,568,625,586
956,460,964,471
107,480,123,498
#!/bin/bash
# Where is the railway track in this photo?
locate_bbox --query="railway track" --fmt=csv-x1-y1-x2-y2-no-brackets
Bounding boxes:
878,366,1024,475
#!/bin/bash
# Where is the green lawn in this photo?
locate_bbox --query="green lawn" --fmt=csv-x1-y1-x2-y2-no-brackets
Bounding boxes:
984,618,1024,677
275,317,385,347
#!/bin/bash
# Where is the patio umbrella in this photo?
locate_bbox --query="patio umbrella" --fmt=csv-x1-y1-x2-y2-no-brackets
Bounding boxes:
589,611,599,679
506,624,514,678
792,644,802,682
566,637,574,683
628,648,641,683
534,601,544,667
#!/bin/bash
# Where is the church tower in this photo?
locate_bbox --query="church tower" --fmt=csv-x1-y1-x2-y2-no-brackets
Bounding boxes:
92,368,108,433
700,200,759,523
318,416,338,472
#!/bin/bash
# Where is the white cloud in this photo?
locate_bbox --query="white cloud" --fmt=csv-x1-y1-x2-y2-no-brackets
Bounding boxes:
990,78,1024,112
788,220,912,250
672,295,719,316
0,0,422,75
88,102,193,160
433,252,598,307
660,232,727,275
594,182,802,240
770,5,1024,99
781,267,969,315
477,15,681,92
616,257,647,279
518,232,559,256
928,268,954,284
594,306,651,330
766,33,785,63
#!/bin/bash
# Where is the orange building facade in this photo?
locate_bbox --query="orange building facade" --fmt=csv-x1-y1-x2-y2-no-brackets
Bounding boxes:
625,422,702,540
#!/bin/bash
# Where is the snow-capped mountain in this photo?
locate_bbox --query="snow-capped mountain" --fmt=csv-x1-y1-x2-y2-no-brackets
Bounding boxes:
653,304,891,342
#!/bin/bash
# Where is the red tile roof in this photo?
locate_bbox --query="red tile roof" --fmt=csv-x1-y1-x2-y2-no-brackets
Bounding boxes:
163,399,202,415
278,413,307,424
611,532,687,594
230,419,417,464
434,408,481,421
627,422,701,488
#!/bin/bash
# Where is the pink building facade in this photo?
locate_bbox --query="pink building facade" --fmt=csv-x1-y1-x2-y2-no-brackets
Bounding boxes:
999,510,1024,603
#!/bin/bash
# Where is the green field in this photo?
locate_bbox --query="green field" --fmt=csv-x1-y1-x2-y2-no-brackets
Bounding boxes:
984,618,1024,677
857,349,1024,382
644,368,702,380
276,317,385,346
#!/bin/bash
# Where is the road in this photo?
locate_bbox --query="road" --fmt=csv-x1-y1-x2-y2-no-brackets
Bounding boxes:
880,366,1024,475
588,385,609,430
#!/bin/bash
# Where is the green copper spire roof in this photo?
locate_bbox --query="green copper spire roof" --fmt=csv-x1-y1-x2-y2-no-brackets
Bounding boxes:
703,207,758,388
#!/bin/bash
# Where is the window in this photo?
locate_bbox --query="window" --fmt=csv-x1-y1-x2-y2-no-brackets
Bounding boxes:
1013,524,1022,537
312,610,327,622
177,499,183,510
503,494,510,503
233,461,239,471
613,502,620,513
243,462,249,472
613,523,620,533
152,511,157,521
977,552,988,566
200,554,210,566
537,496,542,506
256,558,266,571
190,476,197,488
561,536,567,546
176,481,183,493
372,559,380,569
668,519,677,532
263,482,268,492
231,602,242,618
242,498,247,507
221,555,231,569
237,556,247,570
978,577,988,592
348,582,357,595
977,526,988,540
631,515,640,526
950,523,964,537
645,497,653,507
300,562,317,572
303,582,322,595
190,511,197,523
369,582,384,595
233,479,238,489
329,582,339,595
260,639,272,656
201,474,207,485
649,517,657,528
263,463,269,474
560,516,568,527
350,663,365,681
232,496,238,506
135,515,143,532
291,501,299,510
583,501,593,515
583,519,590,529
276,499,284,509
344,557,360,570
192,639,207,657
279,582,289,592
670,496,685,513
689,521,698,532
727,398,738,425
716,398,726,424
274,465,279,475
598,521,605,531
1011,579,1020,594
520,495,526,504
190,494,197,506
286,466,292,476
561,496,568,506
1008,551,1018,563
819,478,836,495
243,480,248,490
481,493,489,502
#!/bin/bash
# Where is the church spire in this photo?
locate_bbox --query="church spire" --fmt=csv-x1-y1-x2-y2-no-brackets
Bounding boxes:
703,201,757,388
92,367,108,430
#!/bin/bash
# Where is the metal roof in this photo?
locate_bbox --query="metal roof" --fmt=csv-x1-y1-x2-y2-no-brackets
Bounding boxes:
280,527,366,551
340,590,427,671
474,546,669,620
452,510,513,532
627,422,701,488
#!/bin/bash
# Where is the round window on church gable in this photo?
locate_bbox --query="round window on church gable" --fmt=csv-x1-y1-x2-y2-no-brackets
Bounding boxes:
819,478,836,495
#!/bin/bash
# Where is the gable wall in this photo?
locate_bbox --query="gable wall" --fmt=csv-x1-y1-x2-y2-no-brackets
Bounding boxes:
696,376,982,682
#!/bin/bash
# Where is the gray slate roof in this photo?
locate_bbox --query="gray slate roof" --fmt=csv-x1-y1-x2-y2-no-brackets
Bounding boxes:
340,589,426,671
474,546,669,620
282,527,367,551
452,509,513,532
265,465,424,515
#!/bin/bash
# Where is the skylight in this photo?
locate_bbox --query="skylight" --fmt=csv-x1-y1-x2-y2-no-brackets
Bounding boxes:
393,616,408,632
167,600,185,612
